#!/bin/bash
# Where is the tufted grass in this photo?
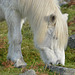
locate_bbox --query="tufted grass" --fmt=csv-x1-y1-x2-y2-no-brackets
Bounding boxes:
0,5,75,75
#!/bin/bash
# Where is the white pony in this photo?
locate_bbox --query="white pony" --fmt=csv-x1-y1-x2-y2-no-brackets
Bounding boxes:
0,0,68,67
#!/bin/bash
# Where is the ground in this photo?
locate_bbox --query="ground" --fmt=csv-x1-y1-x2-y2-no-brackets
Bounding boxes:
0,5,75,75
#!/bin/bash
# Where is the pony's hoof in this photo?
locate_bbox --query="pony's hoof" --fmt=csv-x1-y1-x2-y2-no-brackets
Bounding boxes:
14,58,27,68
7,55,11,60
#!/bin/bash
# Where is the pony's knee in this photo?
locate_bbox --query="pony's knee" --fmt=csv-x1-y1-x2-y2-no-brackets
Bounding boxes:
12,34,22,45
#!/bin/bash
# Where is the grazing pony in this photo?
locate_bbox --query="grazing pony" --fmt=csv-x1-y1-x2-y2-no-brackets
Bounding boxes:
0,0,68,67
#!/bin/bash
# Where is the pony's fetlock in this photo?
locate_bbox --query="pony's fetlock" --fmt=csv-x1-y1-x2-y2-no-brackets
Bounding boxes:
14,58,27,68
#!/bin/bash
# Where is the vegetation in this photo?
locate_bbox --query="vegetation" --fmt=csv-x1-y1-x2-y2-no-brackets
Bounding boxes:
0,5,75,75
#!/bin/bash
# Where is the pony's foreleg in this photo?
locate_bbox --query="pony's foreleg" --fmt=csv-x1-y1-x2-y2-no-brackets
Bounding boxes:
5,10,27,67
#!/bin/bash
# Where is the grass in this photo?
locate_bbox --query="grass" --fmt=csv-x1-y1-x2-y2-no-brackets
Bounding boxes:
0,5,75,75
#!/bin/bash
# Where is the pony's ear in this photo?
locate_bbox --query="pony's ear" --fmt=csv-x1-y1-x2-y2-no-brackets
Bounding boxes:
62,13,69,21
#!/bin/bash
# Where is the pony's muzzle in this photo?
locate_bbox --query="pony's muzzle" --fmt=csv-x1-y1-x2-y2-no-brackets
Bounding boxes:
49,60,60,65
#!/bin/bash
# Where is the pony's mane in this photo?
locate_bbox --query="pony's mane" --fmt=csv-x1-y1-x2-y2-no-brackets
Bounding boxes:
18,0,68,48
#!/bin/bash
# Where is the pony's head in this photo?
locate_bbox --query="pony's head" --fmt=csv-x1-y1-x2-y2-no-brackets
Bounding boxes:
28,0,68,66
34,13,68,66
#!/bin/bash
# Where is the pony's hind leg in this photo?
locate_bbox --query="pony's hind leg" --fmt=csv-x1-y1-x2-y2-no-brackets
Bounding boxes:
5,10,27,67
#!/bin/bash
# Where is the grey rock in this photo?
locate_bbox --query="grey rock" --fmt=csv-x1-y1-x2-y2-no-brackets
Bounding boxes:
59,1,68,6
19,69,36,75
58,0,70,6
68,34,75,49
47,65,75,75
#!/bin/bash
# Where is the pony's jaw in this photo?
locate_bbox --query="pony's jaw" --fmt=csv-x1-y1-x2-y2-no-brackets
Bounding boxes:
39,47,65,65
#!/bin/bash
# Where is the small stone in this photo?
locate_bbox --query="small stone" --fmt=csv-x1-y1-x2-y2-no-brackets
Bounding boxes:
68,34,75,49
19,69,36,75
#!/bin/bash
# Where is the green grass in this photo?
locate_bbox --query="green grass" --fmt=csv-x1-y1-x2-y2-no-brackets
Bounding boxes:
0,5,75,75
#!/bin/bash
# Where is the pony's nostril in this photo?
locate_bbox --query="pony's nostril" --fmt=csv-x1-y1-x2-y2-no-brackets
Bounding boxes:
56,60,60,65
58,63,61,65
49,62,53,65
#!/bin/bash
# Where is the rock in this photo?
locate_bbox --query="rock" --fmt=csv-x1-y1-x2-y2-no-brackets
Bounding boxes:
47,65,75,75
60,1,68,6
58,0,70,6
19,69,36,75
68,34,75,49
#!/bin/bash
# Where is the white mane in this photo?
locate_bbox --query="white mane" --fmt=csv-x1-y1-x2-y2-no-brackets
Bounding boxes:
17,0,68,49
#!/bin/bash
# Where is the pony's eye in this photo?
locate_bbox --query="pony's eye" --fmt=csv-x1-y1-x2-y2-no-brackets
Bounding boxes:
50,14,56,23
